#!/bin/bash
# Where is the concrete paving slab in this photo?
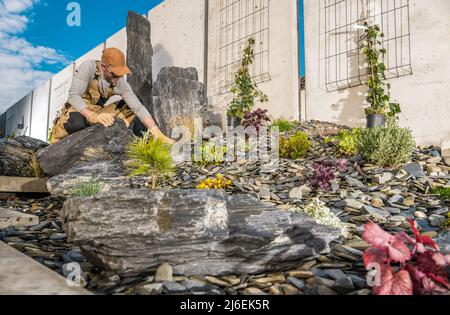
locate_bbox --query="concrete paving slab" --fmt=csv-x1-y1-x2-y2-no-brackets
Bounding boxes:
0,241,91,295
0,208,39,229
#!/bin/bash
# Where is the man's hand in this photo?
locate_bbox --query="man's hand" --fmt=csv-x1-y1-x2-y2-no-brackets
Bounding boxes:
85,111,115,127
149,126,175,145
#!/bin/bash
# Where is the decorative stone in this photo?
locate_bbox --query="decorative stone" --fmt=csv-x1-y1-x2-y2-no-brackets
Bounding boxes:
137,283,163,295
373,172,393,184
0,138,43,177
126,11,153,115
287,270,314,279
363,205,390,220
331,277,355,295
434,232,450,255
335,199,363,210
46,160,150,195
289,187,303,200
371,197,384,209
36,120,134,177
258,187,271,200
345,177,365,188
388,195,404,205
162,281,187,294
61,190,341,276
429,214,445,227
241,287,266,295
402,163,426,178
155,263,173,282
152,67,208,137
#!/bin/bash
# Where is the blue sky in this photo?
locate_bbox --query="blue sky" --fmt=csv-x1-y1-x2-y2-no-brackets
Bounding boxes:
0,0,305,113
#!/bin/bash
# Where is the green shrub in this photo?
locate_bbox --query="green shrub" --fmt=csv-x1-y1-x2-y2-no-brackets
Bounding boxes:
356,124,415,167
271,118,294,133
69,181,104,197
279,131,311,159
193,141,227,166
126,132,174,189
431,187,450,200
227,38,268,120
325,128,361,156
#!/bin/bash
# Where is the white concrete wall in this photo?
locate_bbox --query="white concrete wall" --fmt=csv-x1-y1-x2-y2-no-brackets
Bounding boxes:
106,28,127,56
75,43,104,68
48,64,74,130
5,92,32,137
30,80,51,142
149,0,206,83
304,0,450,145
206,0,300,126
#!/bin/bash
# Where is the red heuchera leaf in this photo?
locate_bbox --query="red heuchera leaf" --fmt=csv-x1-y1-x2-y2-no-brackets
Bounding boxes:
373,265,413,295
407,218,439,250
363,221,450,295
362,221,411,263
432,252,450,267
362,221,394,247
363,247,389,267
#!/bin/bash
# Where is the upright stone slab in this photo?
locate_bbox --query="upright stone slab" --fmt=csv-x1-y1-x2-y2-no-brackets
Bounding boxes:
152,67,209,137
61,189,341,276
126,11,153,114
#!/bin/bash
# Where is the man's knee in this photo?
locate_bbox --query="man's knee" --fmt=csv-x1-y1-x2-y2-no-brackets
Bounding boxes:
64,112,88,134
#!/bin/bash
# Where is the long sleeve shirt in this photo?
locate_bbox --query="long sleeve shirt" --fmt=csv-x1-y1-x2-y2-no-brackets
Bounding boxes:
67,59,151,122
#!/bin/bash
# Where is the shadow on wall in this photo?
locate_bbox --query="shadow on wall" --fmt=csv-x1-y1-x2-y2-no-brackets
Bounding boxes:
153,44,173,83
330,26,366,127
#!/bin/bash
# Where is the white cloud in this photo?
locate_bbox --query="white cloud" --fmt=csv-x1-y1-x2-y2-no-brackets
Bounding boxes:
0,0,69,113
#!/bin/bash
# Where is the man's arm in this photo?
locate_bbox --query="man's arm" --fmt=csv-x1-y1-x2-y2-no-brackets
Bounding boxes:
67,60,94,118
116,79,174,143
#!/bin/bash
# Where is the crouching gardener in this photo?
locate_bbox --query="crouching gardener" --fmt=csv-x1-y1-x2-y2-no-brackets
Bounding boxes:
50,47,174,144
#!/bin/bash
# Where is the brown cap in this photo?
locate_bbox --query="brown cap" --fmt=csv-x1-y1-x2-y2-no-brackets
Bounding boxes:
101,48,131,76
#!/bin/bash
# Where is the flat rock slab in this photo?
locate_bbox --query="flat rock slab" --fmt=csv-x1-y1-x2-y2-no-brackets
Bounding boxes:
46,160,150,195
0,208,39,229
61,189,341,276
36,120,134,177
0,176,48,193
0,241,91,295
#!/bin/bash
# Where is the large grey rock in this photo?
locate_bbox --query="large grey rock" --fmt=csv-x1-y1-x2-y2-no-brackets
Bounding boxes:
7,136,48,152
126,11,153,114
36,120,134,177
46,160,150,195
0,136,45,177
152,67,208,137
61,189,341,276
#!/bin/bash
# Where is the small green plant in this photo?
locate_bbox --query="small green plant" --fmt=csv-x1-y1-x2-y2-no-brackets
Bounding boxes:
325,128,362,156
361,22,401,118
271,118,294,133
126,132,174,189
6,131,17,140
431,187,450,200
356,123,415,167
69,181,105,197
227,38,268,120
196,174,232,190
279,131,311,159
193,141,227,166
47,128,53,143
